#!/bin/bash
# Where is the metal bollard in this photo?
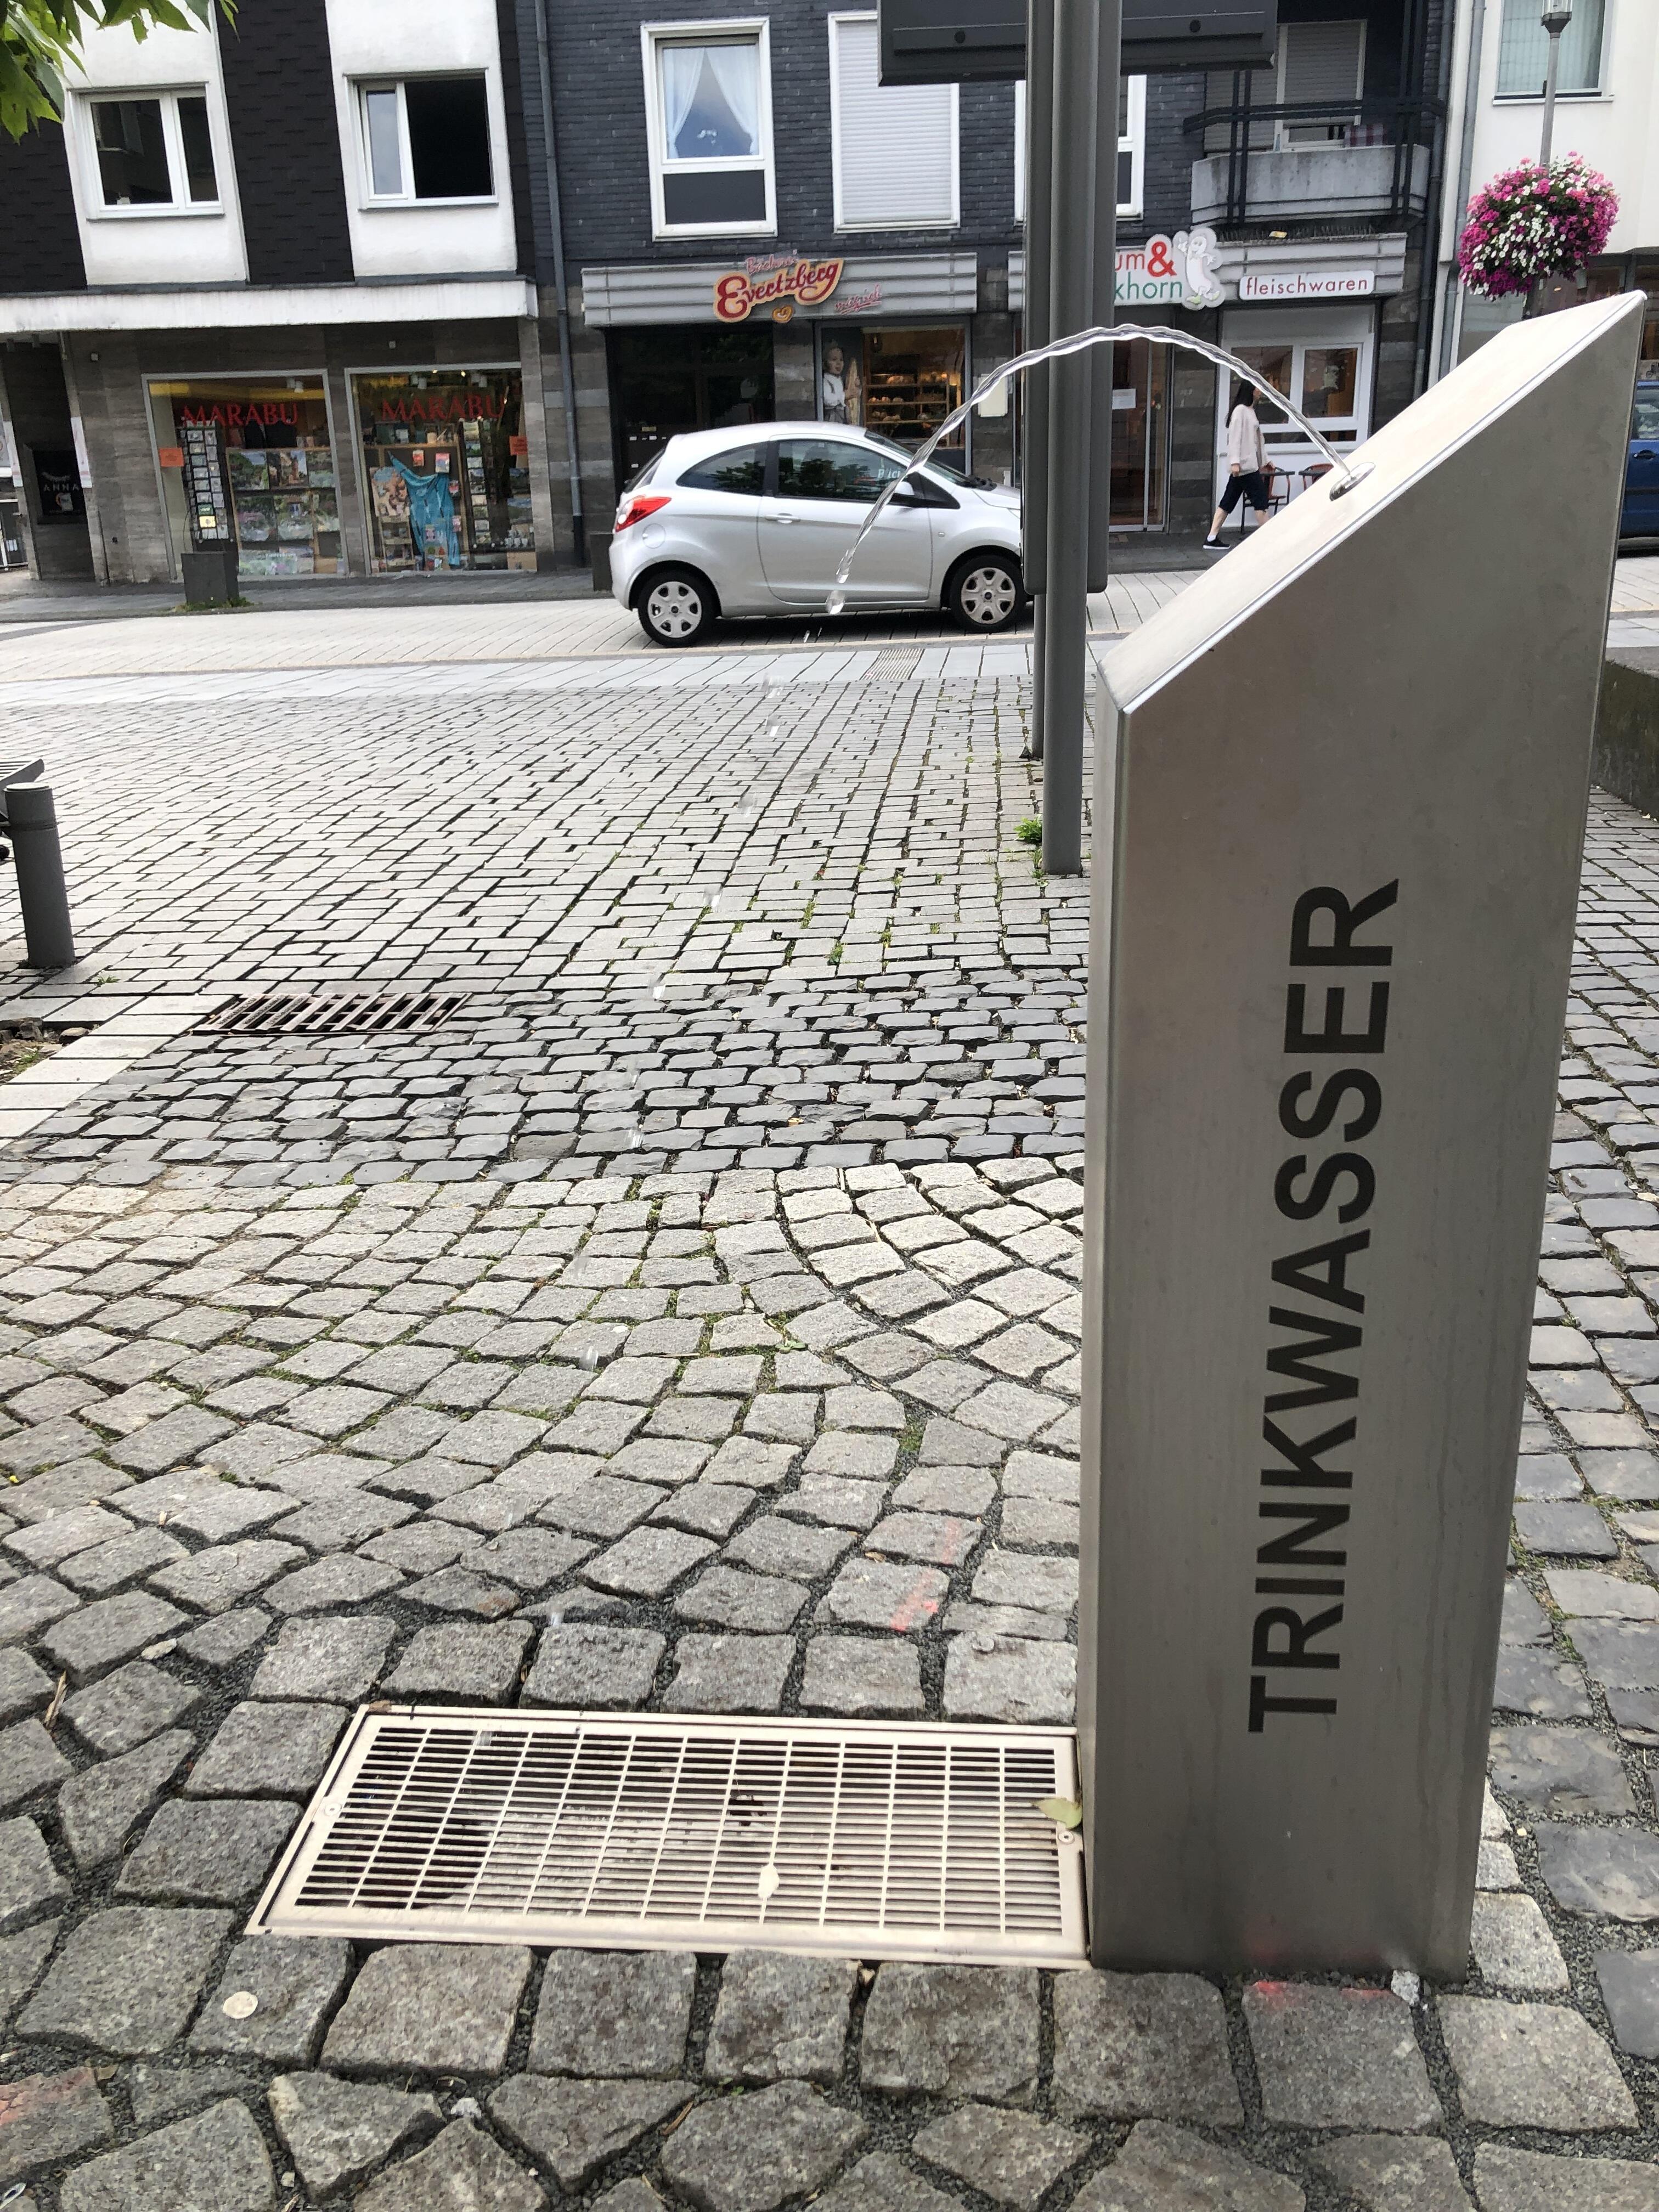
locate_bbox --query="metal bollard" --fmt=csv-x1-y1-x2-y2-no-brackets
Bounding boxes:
7,783,76,970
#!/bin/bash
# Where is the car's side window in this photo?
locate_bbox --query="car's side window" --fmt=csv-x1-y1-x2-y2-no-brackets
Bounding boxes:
1634,397,1659,441
776,439,904,503
679,445,767,494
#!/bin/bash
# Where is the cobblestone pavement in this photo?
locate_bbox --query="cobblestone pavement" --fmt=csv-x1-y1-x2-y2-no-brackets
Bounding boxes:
3,658,1659,2201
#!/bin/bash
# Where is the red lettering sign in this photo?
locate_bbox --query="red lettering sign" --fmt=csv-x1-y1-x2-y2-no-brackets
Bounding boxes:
713,258,845,324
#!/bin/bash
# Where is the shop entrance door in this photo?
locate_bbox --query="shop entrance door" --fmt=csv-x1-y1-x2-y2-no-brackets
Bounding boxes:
1109,338,1168,528
1215,307,1374,505
611,326,775,488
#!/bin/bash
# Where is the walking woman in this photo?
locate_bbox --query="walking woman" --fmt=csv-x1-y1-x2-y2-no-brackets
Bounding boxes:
1204,383,1272,550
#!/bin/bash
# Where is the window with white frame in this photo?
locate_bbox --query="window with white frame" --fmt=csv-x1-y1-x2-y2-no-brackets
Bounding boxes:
1013,75,1144,220
831,13,957,230
84,90,218,211
1496,0,1605,95
643,21,774,236
357,76,494,203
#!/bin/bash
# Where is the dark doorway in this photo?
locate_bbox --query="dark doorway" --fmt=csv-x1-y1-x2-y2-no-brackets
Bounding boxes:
608,324,774,487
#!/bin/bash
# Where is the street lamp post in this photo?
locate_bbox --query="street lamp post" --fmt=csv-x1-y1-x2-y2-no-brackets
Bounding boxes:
1538,0,1572,166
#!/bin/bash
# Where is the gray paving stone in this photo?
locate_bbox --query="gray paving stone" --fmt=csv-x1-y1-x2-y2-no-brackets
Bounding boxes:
861,1963,1040,2103
943,1637,1076,1723
0,2065,114,2185
59,1523,187,1596
0,1646,50,1724
264,1552,405,1613
817,2153,960,2212
353,2119,545,2212
911,2104,1086,2211
0,1921,57,2033
667,1632,794,1712
403,1565,522,1616
654,1483,756,1540
1073,2123,1304,2212
706,1951,857,2084
57,2097,274,2212
0,1818,66,1934
1594,1948,1659,2058
531,1949,695,2077
39,1589,189,1681
18,1905,232,2055
1303,2137,1473,2212
523,1622,664,1707
322,1944,532,2076
661,2081,867,2212
0,1572,80,1646
149,1539,306,1615
970,1553,1076,1613
1488,1724,1635,1816
127,2063,250,2128
0,1719,69,1814
184,1700,346,1798
677,1564,808,1630
587,1524,716,1596
1514,1501,1618,1557
1491,1650,1594,1719
1053,1971,1242,2124
820,1559,949,1632
178,1608,270,1666
725,1514,855,1579
1472,2145,1659,2211
1470,1892,1571,1991
59,1729,194,1868
1438,1995,1637,2129
490,2075,689,2191
63,1660,200,1756
1244,1984,1437,2131
1537,1821,1659,1920
115,1797,297,1903
268,2072,443,2199
190,1937,354,2064
384,1620,534,1703
249,1614,396,1702
801,1637,923,1714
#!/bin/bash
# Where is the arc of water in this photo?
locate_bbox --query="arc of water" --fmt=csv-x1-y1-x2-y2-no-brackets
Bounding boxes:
827,325,1376,610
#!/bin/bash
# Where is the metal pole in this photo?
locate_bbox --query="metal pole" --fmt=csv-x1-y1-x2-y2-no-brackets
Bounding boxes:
8,785,75,970
1538,7,1569,167
1436,0,1487,381
533,0,588,565
1087,0,1121,593
1024,0,1057,761
1040,0,1098,877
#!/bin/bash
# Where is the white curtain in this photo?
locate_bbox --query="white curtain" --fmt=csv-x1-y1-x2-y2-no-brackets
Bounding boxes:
704,43,760,157
660,45,703,161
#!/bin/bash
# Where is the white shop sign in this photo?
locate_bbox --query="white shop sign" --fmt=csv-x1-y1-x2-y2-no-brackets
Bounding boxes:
1240,268,1376,302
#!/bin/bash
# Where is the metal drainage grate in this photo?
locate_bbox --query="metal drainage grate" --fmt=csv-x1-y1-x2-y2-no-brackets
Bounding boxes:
250,1708,1088,1967
868,647,923,681
201,988,470,1039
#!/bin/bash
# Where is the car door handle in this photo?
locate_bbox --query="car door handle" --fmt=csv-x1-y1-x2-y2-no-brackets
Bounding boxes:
769,512,795,524
1639,449,1658,460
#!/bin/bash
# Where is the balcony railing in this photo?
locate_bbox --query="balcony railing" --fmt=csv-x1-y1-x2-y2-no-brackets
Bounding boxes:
1183,94,1440,227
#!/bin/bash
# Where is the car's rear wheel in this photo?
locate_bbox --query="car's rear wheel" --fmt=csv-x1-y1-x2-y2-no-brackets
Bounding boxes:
946,551,1022,633
636,565,718,647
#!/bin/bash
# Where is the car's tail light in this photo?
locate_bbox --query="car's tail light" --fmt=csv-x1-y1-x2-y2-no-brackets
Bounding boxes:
614,493,671,534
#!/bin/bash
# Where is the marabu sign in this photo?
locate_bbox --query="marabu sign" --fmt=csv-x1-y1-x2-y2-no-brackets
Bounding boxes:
1078,294,1641,1976
714,257,845,323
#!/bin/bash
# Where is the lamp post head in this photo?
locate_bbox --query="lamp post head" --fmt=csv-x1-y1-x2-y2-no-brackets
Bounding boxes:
1541,1,1572,28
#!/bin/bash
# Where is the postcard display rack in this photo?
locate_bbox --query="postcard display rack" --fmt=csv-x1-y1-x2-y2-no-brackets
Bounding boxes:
227,441,342,579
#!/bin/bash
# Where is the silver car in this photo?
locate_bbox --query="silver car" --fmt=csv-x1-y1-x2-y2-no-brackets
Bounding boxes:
610,421,1026,648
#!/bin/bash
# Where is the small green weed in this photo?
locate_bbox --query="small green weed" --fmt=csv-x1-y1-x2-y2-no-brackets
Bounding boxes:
1017,817,1042,847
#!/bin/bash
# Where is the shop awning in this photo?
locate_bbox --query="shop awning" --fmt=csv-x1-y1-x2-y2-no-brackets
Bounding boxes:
579,253,978,328
0,276,537,337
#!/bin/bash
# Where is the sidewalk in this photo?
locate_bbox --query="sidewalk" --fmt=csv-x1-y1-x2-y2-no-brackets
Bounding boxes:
0,603,1655,2208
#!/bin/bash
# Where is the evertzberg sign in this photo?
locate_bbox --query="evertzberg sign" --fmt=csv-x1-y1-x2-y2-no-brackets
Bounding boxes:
1077,292,1643,1977
714,258,845,323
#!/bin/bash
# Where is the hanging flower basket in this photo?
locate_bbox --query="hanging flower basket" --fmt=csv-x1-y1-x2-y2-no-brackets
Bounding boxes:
1458,154,1618,300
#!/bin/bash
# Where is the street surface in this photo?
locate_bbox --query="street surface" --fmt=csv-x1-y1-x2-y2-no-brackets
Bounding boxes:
0,579,1658,2205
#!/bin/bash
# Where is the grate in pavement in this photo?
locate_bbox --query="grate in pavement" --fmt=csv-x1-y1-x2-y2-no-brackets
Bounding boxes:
868,648,924,681
251,1708,1088,1967
200,988,471,1037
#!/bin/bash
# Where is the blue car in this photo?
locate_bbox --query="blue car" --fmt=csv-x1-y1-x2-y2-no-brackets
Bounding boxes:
1624,380,1659,541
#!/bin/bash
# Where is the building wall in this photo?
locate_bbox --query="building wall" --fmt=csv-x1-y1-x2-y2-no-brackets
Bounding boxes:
220,0,354,285
0,129,87,294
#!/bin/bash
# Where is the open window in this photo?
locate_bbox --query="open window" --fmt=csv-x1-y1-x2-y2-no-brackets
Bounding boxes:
642,21,775,237
358,76,494,204
84,90,218,211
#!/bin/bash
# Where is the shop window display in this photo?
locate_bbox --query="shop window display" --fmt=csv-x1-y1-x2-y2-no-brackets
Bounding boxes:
353,368,535,573
816,324,966,469
148,377,341,578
